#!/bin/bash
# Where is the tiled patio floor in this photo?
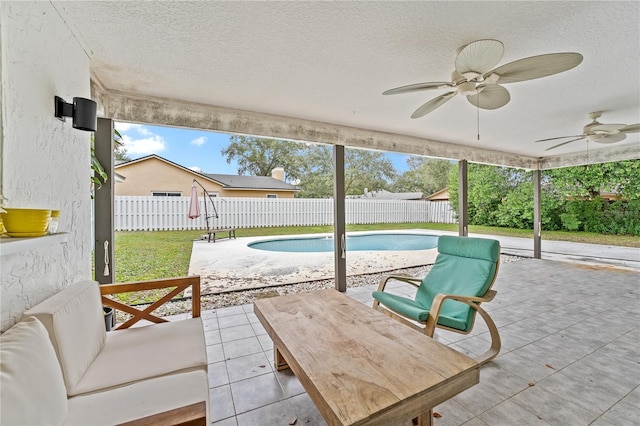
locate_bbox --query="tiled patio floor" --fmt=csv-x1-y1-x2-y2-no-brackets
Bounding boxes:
201,259,639,426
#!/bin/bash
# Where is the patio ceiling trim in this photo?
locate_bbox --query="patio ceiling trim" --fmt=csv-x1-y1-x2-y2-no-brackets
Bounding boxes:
538,144,640,170
93,83,540,171
94,83,639,171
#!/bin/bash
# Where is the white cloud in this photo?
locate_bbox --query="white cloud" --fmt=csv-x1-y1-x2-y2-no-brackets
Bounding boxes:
114,122,142,132
191,136,207,146
189,166,203,173
114,122,154,137
138,127,153,136
121,134,167,155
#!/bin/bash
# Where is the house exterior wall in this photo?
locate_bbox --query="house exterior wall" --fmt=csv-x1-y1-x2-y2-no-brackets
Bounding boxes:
212,188,294,198
0,2,92,331
426,188,450,201
115,157,296,198
116,157,224,196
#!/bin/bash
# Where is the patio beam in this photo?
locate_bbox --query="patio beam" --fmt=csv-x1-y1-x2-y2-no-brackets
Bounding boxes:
94,117,115,284
333,145,347,292
95,89,541,170
458,160,468,237
533,169,541,259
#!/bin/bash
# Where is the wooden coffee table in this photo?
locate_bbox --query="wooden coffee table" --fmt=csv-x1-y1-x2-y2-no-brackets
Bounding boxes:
254,288,479,426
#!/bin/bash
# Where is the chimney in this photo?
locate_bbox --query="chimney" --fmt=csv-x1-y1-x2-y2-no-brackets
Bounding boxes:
271,167,284,181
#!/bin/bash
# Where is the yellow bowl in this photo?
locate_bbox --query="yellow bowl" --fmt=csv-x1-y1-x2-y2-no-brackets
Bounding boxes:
1,208,51,237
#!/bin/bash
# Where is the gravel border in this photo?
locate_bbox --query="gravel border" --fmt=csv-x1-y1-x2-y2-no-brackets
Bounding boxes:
119,255,525,321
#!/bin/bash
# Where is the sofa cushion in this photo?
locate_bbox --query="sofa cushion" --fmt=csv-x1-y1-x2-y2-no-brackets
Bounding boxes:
64,369,209,425
71,317,207,395
0,317,68,425
22,280,106,395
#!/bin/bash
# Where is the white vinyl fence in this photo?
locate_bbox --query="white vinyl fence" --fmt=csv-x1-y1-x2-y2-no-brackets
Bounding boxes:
114,196,456,231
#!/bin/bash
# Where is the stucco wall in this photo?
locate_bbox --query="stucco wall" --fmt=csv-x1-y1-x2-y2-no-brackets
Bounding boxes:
116,157,224,196
0,2,92,331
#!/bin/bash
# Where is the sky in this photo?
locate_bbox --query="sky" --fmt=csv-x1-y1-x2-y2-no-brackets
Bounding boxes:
114,122,412,176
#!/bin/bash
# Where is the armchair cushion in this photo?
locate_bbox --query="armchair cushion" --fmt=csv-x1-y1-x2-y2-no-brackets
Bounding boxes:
415,236,499,331
437,235,500,262
0,317,68,425
371,291,468,331
22,281,106,395
372,291,429,322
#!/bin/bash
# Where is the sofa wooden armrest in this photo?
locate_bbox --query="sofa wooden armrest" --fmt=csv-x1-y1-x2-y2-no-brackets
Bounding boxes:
100,276,201,329
118,401,207,426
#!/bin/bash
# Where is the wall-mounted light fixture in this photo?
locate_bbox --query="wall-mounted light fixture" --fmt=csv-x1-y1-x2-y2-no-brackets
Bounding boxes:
54,96,97,132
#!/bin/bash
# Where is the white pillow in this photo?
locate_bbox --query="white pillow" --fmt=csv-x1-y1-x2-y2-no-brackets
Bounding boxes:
0,317,68,425
22,280,106,394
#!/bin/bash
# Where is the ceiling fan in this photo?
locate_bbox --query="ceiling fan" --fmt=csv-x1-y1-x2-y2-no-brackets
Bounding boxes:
535,112,640,151
383,39,583,118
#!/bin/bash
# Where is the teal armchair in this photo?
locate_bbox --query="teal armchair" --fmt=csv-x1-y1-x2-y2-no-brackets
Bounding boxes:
372,235,501,365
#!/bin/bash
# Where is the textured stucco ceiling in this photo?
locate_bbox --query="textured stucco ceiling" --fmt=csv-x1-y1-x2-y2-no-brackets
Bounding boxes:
53,1,639,165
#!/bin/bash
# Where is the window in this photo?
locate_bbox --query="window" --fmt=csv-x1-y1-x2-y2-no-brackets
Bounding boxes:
266,194,277,198
152,191,182,197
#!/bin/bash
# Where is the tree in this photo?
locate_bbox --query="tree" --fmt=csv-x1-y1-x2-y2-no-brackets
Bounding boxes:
448,163,515,226
446,160,639,235
494,172,564,230
392,157,452,196
114,129,131,161
297,146,396,198
544,160,640,200
344,148,396,196
92,129,129,191
221,136,305,182
296,145,334,198
543,160,640,234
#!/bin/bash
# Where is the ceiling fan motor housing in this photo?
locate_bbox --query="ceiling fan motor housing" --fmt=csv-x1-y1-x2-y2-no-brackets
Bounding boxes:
457,81,478,96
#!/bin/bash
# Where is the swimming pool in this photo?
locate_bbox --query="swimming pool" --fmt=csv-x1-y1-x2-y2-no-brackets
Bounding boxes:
248,233,439,253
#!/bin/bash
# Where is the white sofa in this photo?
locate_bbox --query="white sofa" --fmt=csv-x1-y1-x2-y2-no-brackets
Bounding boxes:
0,280,209,425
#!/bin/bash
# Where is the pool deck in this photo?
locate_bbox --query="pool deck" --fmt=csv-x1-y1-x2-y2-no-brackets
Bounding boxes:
188,230,639,295
188,230,439,294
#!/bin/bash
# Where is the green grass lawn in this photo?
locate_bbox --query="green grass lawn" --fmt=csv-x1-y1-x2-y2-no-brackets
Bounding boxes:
114,223,639,284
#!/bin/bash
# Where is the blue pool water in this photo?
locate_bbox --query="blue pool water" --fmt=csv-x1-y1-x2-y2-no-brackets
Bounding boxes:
248,233,439,253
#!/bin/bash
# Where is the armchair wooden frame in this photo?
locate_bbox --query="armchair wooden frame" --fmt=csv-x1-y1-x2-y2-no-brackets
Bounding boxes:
100,276,201,330
372,261,501,366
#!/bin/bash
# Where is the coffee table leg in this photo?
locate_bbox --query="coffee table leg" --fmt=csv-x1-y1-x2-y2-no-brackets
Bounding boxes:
274,346,289,371
413,409,432,426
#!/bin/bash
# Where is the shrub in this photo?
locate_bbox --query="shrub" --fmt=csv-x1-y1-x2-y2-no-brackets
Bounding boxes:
560,212,581,231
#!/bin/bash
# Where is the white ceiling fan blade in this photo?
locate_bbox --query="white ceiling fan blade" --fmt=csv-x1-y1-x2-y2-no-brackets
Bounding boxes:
592,132,627,144
535,134,585,142
411,91,457,118
383,81,453,95
545,137,586,151
455,39,504,75
487,52,583,84
620,123,640,133
466,85,510,110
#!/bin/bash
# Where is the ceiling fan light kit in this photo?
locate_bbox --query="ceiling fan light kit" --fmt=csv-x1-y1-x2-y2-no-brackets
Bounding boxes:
384,39,583,119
